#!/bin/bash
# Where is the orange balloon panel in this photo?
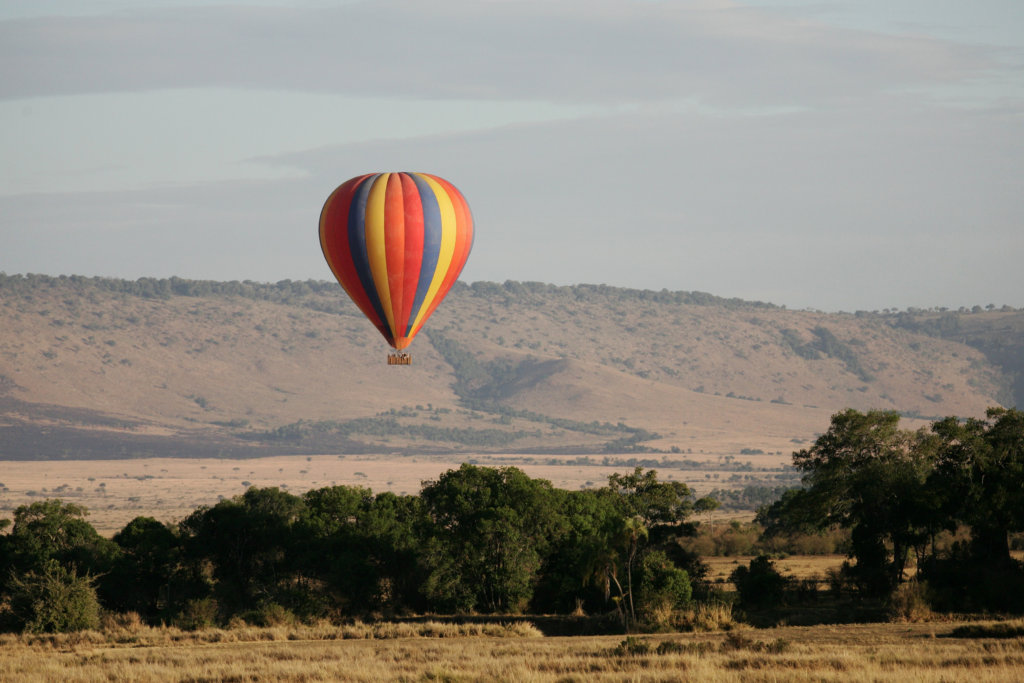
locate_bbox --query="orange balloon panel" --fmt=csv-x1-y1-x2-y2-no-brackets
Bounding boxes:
319,172,474,349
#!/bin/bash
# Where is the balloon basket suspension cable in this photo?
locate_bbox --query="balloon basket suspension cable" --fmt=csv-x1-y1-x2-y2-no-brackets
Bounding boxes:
387,352,412,366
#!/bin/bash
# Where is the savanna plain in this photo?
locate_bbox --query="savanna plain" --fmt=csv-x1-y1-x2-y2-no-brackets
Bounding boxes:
0,454,777,535
2,617,1024,682
3,467,1023,682
5,277,1024,680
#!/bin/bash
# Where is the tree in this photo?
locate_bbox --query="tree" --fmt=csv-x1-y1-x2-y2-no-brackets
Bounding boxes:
298,485,376,612
923,408,1024,611
636,549,691,624
694,496,721,534
1,500,119,598
567,468,699,628
932,408,1024,567
180,487,306,619
730,555,787,610
358,491,427,612
606,466,693,526
617,515,648,625
760,410,940,596
107,517,183,622
530,488,619,614
298,486,425,615
419,464,566,613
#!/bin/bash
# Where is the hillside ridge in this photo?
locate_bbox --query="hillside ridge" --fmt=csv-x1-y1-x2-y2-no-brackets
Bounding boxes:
0,273,1019,460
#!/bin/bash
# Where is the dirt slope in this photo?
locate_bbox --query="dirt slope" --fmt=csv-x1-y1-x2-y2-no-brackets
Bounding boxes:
0,275,1012,460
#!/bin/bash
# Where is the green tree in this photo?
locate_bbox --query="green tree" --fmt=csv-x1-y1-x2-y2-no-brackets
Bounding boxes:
932,408,1024,566
606,466,693,525
298,485,376,612
759,410,940,596
617,515,648,625
419,464,566,613
604,467,702,596
358,491,426,612
180,487,306,619
636,549,691,623
568,469,698,628
1,500,119,598
694,495,721,534
107,516,184,622
530,488,619,614
298,486,425,614
924,408,1024,611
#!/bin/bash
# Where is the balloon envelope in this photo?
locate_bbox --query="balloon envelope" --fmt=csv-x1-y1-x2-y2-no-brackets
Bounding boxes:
319,172,474,350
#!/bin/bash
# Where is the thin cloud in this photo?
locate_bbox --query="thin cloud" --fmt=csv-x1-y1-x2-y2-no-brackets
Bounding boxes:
5,91,1021,311
2,1,1021,312
0,0,997,106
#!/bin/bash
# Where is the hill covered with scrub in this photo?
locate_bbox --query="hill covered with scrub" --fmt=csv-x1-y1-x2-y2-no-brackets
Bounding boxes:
0,273,1020,460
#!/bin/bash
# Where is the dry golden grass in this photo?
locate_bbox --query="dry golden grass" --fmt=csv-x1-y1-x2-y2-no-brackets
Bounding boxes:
704,554,847,584
705,553,1024,584
1,619,1022,682
0,455,461,534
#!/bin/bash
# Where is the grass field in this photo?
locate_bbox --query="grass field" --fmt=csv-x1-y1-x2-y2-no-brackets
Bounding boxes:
703,554,845,583
1,619,1022,681
0,455,776,535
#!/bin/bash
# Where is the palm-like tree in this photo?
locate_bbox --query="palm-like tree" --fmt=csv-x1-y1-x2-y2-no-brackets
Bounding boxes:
584,515,648,629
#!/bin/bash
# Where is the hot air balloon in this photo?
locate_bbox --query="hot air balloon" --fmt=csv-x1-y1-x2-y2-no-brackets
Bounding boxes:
319,172,474,364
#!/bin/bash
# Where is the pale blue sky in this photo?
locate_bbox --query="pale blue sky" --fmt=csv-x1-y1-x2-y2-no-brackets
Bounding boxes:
2,0,1022,311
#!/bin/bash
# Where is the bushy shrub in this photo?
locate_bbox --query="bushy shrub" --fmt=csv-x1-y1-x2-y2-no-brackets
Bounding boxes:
238,603,298,627
793,576,821,604
730,555,788,609
919,546,1024,613
173,598,219,631
637,551,692,626
720,631,790,653
8,561,100,633
718,523,758,556
951,620,1024,638
672,601,736,632
888,580,933,622
613,636,651,656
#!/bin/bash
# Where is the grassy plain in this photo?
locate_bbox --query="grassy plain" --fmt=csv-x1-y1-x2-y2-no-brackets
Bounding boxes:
0,454,780,535
2,619,1023,682
703,554,845,584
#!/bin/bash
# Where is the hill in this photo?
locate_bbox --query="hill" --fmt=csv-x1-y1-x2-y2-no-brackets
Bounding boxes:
0,273,1017,461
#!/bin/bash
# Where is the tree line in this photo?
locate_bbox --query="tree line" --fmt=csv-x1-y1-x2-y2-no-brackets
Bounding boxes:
759,407,1024,611
0,272,779,311
0,466,701,633
2,407,1022,633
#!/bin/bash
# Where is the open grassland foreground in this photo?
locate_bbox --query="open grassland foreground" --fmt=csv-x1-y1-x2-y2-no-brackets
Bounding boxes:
1,620,1023,682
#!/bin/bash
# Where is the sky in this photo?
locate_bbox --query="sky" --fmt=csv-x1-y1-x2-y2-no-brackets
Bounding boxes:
2,0,1022,312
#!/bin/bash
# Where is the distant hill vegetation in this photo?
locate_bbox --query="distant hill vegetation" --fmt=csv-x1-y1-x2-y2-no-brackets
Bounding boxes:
0,273,1020,460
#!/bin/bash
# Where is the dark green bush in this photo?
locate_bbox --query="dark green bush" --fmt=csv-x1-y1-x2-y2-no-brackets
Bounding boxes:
8,561,100,633
173,598,219,630
637,550,692,624
613,636,651,656
238,603,299,627
730,555,789,609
